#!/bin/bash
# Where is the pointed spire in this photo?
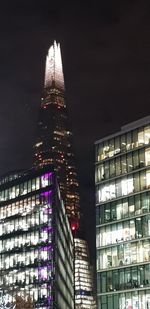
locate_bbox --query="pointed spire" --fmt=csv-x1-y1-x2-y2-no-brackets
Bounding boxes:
44,41,65,91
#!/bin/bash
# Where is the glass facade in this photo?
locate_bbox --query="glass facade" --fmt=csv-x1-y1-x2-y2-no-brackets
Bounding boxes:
95,116,150,309
0,167,74,309
75,238,96,308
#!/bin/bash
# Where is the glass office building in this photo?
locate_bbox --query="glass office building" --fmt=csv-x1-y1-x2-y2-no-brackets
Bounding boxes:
0,166,74,309
95,116,150,309
74,238,96,308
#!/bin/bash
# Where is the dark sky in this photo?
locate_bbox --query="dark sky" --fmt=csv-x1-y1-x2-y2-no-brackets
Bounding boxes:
0,0,150,263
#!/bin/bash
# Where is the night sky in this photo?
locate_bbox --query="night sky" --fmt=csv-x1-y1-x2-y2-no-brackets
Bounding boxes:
0,0,150,264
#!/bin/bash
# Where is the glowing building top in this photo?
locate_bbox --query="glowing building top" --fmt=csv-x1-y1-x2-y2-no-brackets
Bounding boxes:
33,41,80,223
44,41,65,91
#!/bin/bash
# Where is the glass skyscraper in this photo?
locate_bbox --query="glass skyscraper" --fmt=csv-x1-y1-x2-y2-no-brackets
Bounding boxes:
0,166,74,308
33,41,96,308
95,115,150,309
33,41,80,224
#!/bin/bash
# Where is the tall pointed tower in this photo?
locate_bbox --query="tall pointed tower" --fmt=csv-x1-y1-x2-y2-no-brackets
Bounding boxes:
33,41,96,308
33,41,80,225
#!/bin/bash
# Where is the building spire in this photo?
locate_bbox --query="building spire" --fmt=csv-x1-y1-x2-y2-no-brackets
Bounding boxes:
44,41,65,91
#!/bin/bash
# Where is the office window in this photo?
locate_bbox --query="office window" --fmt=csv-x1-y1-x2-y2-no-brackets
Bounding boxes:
144,126,150,144
138,129,144,146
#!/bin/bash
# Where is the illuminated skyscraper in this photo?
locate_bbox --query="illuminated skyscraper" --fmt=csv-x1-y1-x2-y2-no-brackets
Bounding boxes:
95,115,150,309
33,41,96,308
33,41,80,225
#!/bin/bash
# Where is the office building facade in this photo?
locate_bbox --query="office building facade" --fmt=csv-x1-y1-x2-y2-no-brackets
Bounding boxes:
74,238,96,308
95,116,150,309
0,167,74,308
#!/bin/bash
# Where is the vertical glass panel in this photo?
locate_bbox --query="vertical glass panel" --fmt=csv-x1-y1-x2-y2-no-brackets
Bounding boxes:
122,199,128,218
98,164,104,181
145,264,150,285
133,150,139,169
103,141,109,159
101,296,107,305
114,136,120,154
121,155,127,174
139,267,144,287
130,220,135,240
121,134,126,152
111,202,117,221
99,206,105,224
139,148,145,168
126,132,132,150
134,172,140,192
125,268,131,288
110,181,116,199
110,159,115,177
16,185,19,197
113,271,119,291
127,153,133,173
128,176,134,194
101,272,106,293
106,248,112,268
142,216,148,237
107,271,112,292
114,294,119,309
141,192,149,213
132,129,138,148
131,267,139,288
119,293,125,309
105,204,111,222
108,139,114,158
118,245,124,266
104,161,109,180
108,295,113,309
115,157,121,176
121,177,128,195
129,196,135,217
144,126,150,145
112,247,117,267
97,273,101,294
28,180,32,193
145,148,150,166
135,217,142,238
23,182,27,194
106,225,111,245
138,128,144,146
135,194,141,215
143,290,150,309
36,177,40,190
124,221,130,241
116,200,123,220
140,170,146,191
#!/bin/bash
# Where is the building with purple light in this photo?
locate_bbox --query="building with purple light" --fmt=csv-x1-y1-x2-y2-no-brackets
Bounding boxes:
0,166,74,308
